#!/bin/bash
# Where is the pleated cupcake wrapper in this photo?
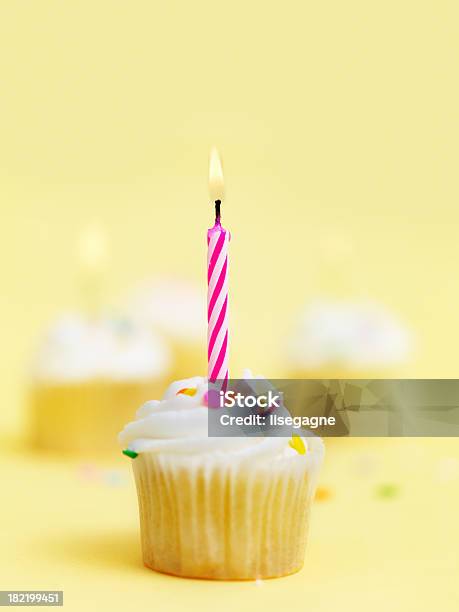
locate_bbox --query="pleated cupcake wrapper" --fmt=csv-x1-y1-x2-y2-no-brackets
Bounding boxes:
133,441,324,580
30,378,167,454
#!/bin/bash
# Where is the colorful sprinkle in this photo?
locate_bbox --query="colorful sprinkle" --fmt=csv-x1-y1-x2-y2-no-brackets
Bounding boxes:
203,391,209,406
104,470,126,487
376,483,399,499
76,464,128,488
206,389,221,409
176,387,197,397
76,463,99,483
289,435,306,455
122,449,138,459
315,486,332,502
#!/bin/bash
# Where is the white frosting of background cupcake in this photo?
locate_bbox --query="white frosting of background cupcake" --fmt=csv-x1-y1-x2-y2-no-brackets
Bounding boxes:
288,299,413,369
126,277,206,343
32,313,170,383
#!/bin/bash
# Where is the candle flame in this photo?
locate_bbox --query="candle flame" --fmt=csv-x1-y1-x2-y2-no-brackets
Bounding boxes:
77,223,109,274
209,147,225,202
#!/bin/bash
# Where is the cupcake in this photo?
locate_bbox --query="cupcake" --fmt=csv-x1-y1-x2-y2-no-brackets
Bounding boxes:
30,313,170,455
287,298,412,379
127,277,206,379
119,374,324,580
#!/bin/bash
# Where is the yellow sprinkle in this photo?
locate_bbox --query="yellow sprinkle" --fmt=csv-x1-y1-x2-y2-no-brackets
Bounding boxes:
176,387,197,397
289,435,306,455
315,486,332,502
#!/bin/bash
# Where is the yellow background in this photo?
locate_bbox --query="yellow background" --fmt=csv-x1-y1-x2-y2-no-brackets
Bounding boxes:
2,438,458,612
2,0,459,435
1,2,459,610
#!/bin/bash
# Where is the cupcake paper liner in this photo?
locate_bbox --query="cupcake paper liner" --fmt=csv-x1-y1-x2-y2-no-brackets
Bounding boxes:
133,438,324,580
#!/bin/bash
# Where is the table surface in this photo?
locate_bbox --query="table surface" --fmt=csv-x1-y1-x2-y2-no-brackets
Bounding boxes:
1,437,458,612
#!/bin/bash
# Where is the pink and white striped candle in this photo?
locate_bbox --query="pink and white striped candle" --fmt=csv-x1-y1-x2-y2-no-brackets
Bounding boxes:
207,149,229,383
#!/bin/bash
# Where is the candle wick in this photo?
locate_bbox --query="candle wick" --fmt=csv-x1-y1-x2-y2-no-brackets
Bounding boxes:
215,200,221,224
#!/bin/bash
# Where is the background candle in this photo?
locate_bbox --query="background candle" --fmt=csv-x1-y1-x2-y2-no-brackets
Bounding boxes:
207,148,230,383
77,222,109,317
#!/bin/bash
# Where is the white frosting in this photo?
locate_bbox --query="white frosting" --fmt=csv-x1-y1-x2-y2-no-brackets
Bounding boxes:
32,313,170,382
288,299,413,369
119,372,324,464
126,277,206,342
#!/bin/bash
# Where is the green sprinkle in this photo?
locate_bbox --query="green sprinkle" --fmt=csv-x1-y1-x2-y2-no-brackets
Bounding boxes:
376,483,399,499
122,449,138,459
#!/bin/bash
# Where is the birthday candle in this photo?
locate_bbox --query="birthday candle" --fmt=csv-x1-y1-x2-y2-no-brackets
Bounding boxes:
77,222,109,317
207,148,230,383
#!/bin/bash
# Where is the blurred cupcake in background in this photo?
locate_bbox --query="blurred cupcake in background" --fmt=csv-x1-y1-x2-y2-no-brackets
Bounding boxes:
287,298,413,379
288,225,413,378
29,223,170,455
30,313,170,455
127,277,206,379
